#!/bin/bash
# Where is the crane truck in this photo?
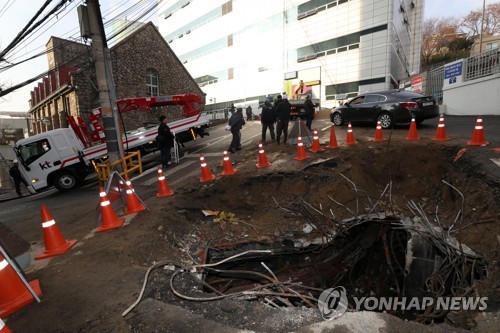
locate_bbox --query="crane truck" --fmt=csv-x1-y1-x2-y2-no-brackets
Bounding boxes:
13,94,209,193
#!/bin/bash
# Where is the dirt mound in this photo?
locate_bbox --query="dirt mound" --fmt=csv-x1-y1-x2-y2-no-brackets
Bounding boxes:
8,141,499,333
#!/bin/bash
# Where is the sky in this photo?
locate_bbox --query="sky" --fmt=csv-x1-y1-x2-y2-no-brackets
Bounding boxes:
0,0,490,113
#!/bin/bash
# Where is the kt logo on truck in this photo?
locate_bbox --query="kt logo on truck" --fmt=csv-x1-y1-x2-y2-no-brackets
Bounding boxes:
39,161,51,170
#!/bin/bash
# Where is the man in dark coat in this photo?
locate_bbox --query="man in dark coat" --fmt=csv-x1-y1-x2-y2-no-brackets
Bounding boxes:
9,160,26,197
304,94,316,130
157,115,175,168
227,108,245,153
246,105,253,121
275,94,292,144
260,98,276,142
272,94,282,112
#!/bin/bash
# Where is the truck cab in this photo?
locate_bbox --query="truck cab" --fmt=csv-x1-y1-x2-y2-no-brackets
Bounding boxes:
14,128,89,193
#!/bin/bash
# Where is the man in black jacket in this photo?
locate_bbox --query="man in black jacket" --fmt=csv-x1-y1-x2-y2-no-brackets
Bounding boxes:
304,94,315,131
275,94,292,144
9,160,27,197
157,115,175,168
227,108,245,153
260,98,275,142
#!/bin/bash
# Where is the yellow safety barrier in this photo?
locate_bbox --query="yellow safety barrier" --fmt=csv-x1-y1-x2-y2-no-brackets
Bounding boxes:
94,151,143,185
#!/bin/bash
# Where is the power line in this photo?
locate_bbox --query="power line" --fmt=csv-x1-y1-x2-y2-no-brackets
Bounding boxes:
0,0,16,19
0,0,56,61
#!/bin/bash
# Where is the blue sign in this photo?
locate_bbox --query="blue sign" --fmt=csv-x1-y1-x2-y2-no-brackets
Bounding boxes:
444,62,462,79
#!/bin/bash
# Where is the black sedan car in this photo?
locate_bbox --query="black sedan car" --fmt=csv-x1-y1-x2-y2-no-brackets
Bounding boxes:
330,90,439,129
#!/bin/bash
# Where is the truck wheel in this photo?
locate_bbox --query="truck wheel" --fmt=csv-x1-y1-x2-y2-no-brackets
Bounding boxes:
53,171,79,191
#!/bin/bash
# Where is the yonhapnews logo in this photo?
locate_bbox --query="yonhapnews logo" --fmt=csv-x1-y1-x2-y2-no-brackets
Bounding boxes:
318,287,488,320
317,286,348,320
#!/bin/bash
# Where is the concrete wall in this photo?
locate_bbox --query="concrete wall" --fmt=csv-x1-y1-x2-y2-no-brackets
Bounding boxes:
442,73,500,115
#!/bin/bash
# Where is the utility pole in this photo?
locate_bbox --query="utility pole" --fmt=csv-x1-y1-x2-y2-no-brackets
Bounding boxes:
83,0,124,162
479,0,486,54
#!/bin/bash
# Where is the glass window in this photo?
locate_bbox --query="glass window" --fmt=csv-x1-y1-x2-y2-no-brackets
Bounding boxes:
146,69,159,97
351,96,365,105
19,139,51,165
486,42,498,50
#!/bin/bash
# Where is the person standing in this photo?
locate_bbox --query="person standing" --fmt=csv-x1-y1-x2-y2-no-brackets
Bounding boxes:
275,94,292,144
157,115,175,168
227,107,245,153
246,105,253,121
229,104,236,115
304,94,316,131
273,94,282,112
260,98,276,143
9,160,27,197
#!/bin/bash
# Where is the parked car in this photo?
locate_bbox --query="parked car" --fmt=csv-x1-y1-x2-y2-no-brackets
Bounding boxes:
330,90,439,129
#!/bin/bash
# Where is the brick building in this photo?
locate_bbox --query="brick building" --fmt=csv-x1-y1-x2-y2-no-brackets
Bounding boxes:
28,22,205,135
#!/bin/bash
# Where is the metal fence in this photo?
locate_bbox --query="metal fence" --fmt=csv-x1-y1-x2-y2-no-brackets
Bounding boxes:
464,48,500,81
427,66,445,102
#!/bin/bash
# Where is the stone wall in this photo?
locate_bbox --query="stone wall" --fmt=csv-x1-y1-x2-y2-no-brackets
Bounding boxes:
110,22,205,130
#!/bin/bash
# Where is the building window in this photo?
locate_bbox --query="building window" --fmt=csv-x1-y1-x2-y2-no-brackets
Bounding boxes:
486,42,498,50
146,69,159,96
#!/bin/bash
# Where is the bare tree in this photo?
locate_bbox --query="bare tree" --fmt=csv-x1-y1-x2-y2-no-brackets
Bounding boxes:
461,2,500,37
421,17,461,66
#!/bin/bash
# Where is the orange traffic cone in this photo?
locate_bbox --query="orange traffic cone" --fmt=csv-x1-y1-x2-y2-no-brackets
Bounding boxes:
406,118,420,141
0,319,12,333
309,129,323,153
156,167,174,197
35,204,77,260
123,176,146,214
345,122,358,145
95,187,125,233
295,136,311,161
199,154,216,182
256,142,272,168
221,151,237,176
467,116,489,146
373,121,385,142
326,125,340,149
432,115,449,141
0,253,42,318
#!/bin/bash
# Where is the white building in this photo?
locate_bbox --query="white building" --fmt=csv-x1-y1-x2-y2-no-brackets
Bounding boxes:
159,0,424,110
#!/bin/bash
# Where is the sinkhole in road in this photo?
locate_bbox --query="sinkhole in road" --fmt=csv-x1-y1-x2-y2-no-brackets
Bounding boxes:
202,216,486,323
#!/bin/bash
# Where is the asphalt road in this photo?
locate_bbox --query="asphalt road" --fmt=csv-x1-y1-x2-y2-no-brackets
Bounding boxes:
1,114,499,247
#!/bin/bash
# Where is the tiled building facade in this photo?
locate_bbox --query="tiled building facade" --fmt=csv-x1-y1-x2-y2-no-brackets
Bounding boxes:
160,0,424,109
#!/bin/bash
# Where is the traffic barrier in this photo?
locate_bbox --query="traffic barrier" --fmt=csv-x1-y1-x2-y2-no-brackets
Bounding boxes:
373,121,385,142
309,129,323,153
95,187,125,233
199,154,216,183
221,151,237,176
156,167,174,197
405,118,420,141
256,142,272,168
35,204,78,260
345,122,358,145
0,253,42,318
124,176,146,213
326,125,340,149
295,136,311,161
432,115,449,141
467,116,489,146
0,319,12,333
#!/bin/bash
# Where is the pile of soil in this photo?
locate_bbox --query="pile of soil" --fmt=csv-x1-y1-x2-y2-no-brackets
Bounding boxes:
7,141,500,332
